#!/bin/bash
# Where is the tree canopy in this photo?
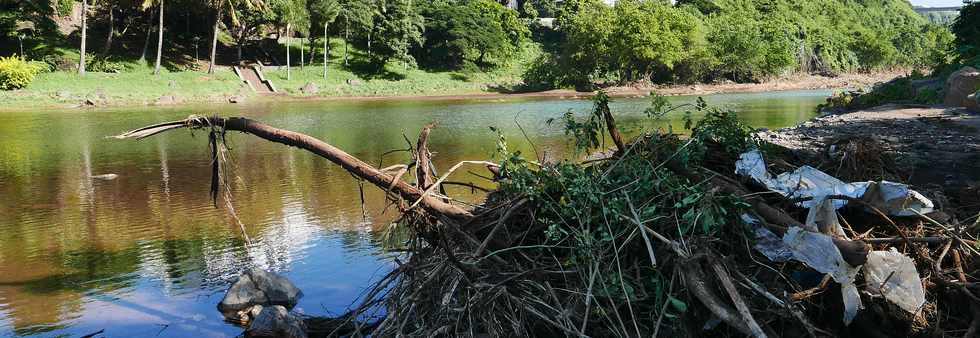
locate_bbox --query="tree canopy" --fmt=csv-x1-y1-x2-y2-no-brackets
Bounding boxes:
527,0,956,88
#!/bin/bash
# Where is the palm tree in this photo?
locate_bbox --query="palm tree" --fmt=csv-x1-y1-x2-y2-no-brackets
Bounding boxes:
309,0,340,79
207,0,266,74
142,0,164,75
79,0,88,75
286,22,291,80
102,0,115,54
155,0,163,75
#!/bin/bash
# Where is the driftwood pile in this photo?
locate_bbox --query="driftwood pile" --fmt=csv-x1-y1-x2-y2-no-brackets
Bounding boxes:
115,105,980,337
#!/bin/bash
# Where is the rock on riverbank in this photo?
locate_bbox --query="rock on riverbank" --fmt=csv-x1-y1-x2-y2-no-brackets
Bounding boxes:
218,269,307,337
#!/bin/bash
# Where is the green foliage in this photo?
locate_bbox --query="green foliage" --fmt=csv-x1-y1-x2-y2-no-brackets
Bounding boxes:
685,97,760,156
554,91,613,152
704,12,794,81
488,96,758,328
610,0,705,82
850,29,899,71
520,0,538,18
370,0,424,66
0,56,43,90
28,60,53,73
527,0,558,17
549,0,615,88
417,0,529,70
269,0,311,29
87,56,129,73
527,0,953,88
952,2,980,62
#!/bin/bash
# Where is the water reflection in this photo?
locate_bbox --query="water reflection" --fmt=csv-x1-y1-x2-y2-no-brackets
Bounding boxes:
0,90,827,336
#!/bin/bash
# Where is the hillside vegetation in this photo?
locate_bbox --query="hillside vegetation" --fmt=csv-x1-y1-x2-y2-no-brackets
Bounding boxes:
526,0,954,89
0,0,961,104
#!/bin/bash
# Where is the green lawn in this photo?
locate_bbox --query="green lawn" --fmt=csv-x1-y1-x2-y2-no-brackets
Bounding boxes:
0,69,246,108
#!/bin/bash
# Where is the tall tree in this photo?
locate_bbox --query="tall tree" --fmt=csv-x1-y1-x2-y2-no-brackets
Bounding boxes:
371,0,423,68
155,0,163,75
141,0,165,75
308,0,340,78
270,0,309,79
337,0,371,66
102,1,114,54
79,0,88,75
286,22,291,79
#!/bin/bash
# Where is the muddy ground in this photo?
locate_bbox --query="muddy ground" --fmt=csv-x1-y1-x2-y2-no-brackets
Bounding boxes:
760,104,980,218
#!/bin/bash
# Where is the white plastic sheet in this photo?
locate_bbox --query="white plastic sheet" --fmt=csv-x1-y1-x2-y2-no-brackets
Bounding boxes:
736,149,932,324
805,198,845,235
743,214,793,262
864,249,927,314
735,149,933,216
783,227,863,324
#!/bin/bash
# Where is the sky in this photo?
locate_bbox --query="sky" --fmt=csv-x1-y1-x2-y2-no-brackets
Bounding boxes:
908,0,966,7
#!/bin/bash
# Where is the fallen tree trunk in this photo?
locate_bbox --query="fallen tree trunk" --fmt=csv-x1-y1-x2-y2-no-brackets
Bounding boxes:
114,115,474,221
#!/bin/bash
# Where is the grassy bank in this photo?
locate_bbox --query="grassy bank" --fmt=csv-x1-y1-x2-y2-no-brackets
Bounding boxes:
0,39,535,111
0,37,904,112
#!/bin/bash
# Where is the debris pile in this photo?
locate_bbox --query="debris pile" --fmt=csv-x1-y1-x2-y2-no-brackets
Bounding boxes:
117,94,980,337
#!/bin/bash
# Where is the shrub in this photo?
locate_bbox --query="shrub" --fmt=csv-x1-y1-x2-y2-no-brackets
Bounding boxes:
0,56,43,90
43,54,77,72
87,57,127,73
29,60,53,73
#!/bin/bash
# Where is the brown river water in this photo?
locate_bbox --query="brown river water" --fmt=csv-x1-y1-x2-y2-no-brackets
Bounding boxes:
0,90,827,337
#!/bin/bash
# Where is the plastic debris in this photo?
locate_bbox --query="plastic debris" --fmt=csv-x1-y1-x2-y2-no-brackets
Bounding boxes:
805,198,844,235
862,181,935,217
735,150,869,209
743,214,792,262
863,249,927,314
782,227,862,324
735,149,933,216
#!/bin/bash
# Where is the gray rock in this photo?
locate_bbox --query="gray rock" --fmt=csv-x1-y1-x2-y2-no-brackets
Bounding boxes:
228,95,246,104
346,78,362,86
219,269,303,314
246,305,307,338
944,66,980,111
299,82,319,94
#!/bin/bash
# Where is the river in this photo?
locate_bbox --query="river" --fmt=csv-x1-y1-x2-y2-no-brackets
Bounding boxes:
0,89,828,337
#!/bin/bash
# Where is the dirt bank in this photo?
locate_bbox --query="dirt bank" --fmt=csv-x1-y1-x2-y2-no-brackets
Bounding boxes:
275,70,906,103
1,71,904,112
604,71,908,97
760,104,980,217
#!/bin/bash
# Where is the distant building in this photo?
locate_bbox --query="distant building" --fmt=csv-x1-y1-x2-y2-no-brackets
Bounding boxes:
913,5,962,25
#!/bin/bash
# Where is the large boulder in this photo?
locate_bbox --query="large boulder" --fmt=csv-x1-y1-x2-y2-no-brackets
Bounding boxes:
218,269,303,315
944,66,980,111
246,305,307,338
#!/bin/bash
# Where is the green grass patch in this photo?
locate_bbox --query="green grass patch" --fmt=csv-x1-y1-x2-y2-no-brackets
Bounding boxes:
0,67,245,109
